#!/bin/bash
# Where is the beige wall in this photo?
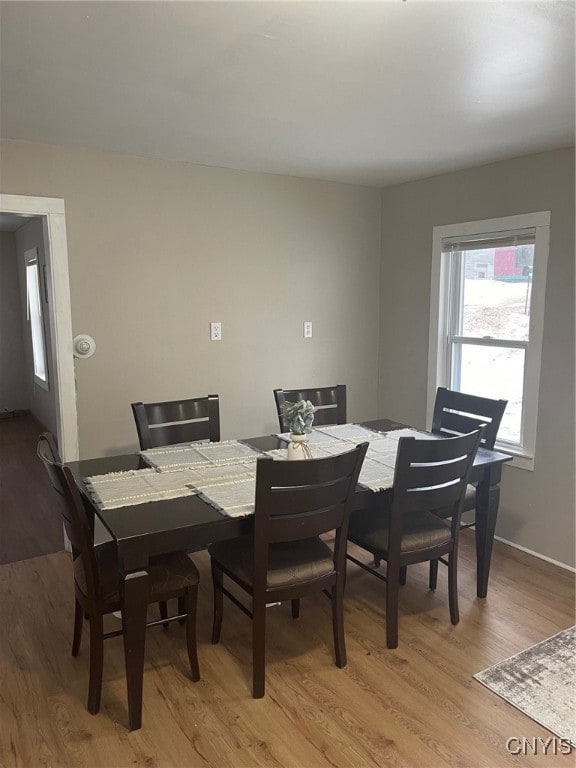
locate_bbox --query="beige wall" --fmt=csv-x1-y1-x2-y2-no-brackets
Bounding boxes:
0,231,27,411
1,140,573,567
0,140,383,457
379,148,575,568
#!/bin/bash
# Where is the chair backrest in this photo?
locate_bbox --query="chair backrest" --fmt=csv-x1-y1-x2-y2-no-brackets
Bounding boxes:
273,385,347,432
252,442,368,585
131,394,220,450
37,433,102,601
431,387,507,450
390,430,483,549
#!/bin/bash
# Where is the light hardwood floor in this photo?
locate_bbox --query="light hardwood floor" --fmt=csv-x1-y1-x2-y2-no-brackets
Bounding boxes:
0,532,574,768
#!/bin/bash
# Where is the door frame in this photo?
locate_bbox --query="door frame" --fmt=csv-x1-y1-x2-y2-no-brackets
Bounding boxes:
1,193,78,461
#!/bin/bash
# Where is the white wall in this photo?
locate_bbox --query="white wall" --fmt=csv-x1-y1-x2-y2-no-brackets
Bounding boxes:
0,231,27,411
14,216,59,434
378,148,575,568
0,140,383,457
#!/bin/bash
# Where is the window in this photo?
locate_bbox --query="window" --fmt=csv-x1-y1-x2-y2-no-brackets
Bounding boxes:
24,247,49,389
428,212,550,470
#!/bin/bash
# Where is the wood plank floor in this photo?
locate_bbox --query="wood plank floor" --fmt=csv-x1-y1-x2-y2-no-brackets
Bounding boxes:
0,530,574,767
0,413,64,564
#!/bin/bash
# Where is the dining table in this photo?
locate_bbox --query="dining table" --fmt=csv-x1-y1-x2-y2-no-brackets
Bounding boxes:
67,418,511,730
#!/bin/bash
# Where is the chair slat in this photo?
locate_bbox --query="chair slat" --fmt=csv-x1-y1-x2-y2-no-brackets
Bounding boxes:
432,387,507,449
273,385,346,433
131,395,220,449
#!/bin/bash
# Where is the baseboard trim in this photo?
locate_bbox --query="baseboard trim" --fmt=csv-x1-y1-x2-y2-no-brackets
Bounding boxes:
494,534,576,573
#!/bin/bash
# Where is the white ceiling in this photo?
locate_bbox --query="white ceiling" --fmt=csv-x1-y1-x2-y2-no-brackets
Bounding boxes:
0,1,574,187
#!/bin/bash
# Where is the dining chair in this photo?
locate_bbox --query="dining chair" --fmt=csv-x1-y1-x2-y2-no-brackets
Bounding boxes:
346,429,483,649
37,433,200,717
131,394,220,450
428,387,507,586
209,442,368,698
273,385,347,432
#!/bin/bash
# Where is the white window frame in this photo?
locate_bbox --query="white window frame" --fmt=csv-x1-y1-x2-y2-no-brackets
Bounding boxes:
24,247,50,391
427,211,550,471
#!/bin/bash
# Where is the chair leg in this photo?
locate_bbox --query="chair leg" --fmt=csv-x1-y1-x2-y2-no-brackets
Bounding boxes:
185,588,200,682
373,556,381,567
159,600,169,629
399,566,407,586
331,581,347,668
72,598,84,656
386,565,400,649
291,599,300,619
178,595,186,626
448,553,459,625
87,612,104,714
429,559,439,590
252,598,266,698
211,559,224,644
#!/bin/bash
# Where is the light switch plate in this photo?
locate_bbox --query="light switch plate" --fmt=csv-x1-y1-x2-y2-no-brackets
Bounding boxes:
303,321,313,338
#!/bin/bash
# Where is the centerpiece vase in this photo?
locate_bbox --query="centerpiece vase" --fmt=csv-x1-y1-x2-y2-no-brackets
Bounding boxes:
287,433,312,460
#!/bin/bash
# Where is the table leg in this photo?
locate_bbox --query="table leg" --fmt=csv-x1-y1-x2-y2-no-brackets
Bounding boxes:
474,476,500,599
121,569,150,731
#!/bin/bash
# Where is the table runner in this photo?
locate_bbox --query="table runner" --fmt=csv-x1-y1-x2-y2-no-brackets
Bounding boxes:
85,428,441,514
269,424,441,492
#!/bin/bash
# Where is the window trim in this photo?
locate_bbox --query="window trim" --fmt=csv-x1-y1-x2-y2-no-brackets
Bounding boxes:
427,211,550,471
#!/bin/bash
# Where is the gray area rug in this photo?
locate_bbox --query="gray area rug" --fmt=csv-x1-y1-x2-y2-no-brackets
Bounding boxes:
474,626,576,746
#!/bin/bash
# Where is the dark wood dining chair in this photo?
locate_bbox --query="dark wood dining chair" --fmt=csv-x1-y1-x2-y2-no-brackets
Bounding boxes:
208,442,368,698
37,433,200,718
131,394,220,450
432,387,507,451
429,387,507,586
346,429,483,649
273,385,347,432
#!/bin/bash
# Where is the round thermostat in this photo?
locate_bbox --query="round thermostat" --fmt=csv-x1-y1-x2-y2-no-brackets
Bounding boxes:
73,334,96,359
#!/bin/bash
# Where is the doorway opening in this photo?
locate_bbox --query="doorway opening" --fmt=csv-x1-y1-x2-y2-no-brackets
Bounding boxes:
0,194,78,462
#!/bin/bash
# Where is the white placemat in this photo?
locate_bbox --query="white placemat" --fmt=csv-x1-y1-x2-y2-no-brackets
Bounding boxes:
357,457,396,491
315,423,383,442
85,468,199,510
142,440,261,469
265,426,442,492
195,476,257,518
379,427,441,441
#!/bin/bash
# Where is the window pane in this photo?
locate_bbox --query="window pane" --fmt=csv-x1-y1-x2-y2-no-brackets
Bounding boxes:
26,260,48,383
453,343,524,444
459,245,534,341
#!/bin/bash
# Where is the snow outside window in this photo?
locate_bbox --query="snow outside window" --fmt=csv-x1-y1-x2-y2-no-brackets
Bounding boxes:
428,212,550,470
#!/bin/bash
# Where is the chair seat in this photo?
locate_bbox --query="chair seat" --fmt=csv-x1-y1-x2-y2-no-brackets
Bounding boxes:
349,511,452,556
434,483,477,519
463,483,477,511
74,542,200,606
209,536,335,589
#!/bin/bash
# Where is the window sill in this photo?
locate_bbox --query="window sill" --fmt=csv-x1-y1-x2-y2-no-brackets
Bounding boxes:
496,445,534,471
34,376,50,392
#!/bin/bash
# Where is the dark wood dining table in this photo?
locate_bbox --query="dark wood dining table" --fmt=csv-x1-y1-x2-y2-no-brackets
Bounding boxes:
67,418,511,730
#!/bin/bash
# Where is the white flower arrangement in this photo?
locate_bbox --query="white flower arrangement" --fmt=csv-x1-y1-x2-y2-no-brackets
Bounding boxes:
280,399,315,435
